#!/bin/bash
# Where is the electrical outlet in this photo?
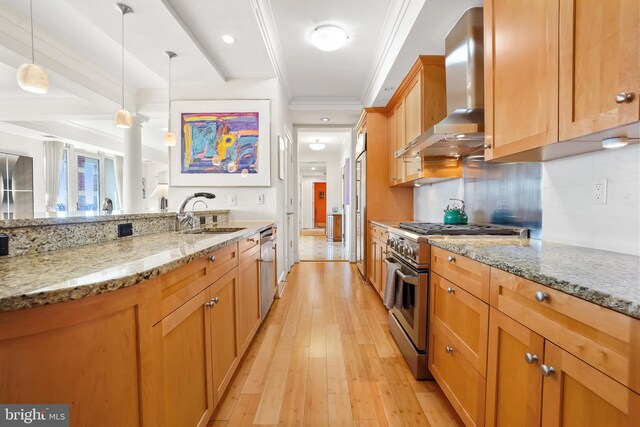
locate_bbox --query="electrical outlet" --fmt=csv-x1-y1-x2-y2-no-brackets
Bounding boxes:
257,194,264,205
593,179,607,204
228,194,237,206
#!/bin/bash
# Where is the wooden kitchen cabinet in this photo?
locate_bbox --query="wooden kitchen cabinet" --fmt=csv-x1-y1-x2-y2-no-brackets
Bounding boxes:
238,242,261,355
485,308,544,427
558,0,639,141
485,0,639,162
209,268,240,405
160,287,214,427
388,105,398,185
395,100,406,183
368,223,388,298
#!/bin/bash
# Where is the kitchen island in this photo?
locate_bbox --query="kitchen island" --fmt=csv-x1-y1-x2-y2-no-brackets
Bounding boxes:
0,219,276,427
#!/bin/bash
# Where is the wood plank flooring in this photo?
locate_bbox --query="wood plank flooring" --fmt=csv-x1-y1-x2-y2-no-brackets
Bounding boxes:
208,262,462,427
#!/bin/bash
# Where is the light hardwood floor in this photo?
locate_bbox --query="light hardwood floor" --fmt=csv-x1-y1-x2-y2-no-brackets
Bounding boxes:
208,262,462,426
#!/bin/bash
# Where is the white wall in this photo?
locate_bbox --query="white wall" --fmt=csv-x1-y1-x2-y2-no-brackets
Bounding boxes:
414,178,464,222
0,132,46,213
542,144,640,255
166,78,292,283
413,145,640,255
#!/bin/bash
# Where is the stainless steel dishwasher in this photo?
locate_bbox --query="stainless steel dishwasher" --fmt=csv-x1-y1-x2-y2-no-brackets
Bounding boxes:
260,227,276,320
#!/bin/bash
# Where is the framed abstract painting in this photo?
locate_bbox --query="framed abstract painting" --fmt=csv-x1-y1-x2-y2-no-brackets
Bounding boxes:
169,99,271,187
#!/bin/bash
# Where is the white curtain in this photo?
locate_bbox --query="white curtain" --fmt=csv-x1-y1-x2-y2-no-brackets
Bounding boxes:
114,155,124,209
44,140,65,212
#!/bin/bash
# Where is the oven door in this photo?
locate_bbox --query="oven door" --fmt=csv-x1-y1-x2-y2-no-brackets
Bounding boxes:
388,257,428,352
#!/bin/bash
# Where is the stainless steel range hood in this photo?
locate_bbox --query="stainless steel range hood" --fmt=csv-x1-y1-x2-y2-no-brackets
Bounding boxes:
396,7,485,159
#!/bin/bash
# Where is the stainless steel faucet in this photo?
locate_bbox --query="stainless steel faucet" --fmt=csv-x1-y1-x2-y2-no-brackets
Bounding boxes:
176,192,216,230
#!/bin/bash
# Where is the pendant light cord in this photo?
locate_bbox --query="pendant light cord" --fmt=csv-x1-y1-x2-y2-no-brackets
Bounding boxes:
29,0,34,64
167,55,171,131
121,10,125,109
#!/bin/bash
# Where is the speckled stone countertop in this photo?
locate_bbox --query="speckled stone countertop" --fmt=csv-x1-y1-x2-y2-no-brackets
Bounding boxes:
428,237,640,320
0,209,231,228
0,220,274,313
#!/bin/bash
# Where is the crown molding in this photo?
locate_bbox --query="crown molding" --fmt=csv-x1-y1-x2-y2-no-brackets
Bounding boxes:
361,0,425,107
250,0,291,102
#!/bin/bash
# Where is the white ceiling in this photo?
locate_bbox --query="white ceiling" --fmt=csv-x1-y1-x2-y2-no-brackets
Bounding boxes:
300,162,327,177
298,128,350,161
0,0,479,160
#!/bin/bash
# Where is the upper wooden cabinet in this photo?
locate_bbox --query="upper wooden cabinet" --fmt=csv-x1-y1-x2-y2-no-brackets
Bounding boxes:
385,56,462,185
558,0,639,140
485,0,639,162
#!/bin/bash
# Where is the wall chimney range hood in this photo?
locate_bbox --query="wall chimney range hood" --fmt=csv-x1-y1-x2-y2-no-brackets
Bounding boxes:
396,7,485,159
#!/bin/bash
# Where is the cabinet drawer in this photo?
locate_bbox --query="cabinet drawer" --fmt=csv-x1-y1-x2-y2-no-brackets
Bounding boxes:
490,268,640,394
432,247,491,302
379,228,389,244
370,224,380,240
159,243,238,321
431,328,486,427
238,233,260,256
431,273,489,376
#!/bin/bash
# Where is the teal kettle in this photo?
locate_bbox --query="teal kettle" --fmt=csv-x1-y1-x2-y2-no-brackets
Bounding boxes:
443,199,468,225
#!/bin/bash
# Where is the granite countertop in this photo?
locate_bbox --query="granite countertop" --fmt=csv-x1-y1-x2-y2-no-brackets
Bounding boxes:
428,237,640,320
370,220,402,229
0,220,274,313
0,209,231,228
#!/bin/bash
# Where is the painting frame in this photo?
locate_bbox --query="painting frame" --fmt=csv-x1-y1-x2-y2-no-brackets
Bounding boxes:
169,99,271,187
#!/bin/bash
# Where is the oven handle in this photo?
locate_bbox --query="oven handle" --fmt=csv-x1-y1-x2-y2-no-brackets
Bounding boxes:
384,258,419,286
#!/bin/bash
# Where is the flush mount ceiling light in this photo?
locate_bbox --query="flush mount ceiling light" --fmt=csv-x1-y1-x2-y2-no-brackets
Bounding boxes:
311,167,317,170
309,139,326,151
320,117,330,122
17,0,50,94
310,25,348,52
113,3,133,129
163,50,177,147
222,34,236,44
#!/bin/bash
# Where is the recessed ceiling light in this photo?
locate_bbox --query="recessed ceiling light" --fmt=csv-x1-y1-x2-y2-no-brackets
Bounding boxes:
310,25,348,51
222,34,236,44
320,117,330,122
311,167,317,170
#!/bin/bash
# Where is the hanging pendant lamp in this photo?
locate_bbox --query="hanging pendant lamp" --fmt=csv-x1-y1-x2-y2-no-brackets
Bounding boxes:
163,51,177,146
113,3,133,129
17,0,50,94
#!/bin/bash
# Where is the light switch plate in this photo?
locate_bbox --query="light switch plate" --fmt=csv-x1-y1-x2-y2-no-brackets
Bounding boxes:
228,194,237,206
257,194,264,205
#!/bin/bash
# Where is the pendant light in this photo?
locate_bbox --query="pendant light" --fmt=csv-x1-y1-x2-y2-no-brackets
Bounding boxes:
163,51,177,146
113,3,133,129
16,0,50,94
309,139,326,151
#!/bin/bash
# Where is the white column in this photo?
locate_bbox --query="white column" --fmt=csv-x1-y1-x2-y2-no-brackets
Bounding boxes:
122,115,148,211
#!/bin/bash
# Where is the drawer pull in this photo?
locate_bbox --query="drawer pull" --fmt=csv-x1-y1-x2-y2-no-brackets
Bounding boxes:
534,291,550,302
205,297,219,308
540,364,555,377
615,92,634,104
446,287,455,294
445,346,454,354
447,256,456,263
524,352,539,364
247,238,257,243
208,255,216,262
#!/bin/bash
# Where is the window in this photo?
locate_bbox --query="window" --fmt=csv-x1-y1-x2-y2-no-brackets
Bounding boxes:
104,157,120,210
76,155,100,211
55,150,69,211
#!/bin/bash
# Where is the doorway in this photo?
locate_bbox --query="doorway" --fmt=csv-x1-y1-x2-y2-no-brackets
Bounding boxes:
313,182,326,228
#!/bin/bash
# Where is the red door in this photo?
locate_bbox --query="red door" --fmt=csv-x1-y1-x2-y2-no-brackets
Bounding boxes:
313,182,326,227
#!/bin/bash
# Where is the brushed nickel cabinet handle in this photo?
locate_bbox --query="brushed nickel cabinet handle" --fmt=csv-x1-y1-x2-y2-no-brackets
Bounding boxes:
484,143,492,149
615,92,634,104
445,346,454,354
447,256,456,263
524,352,539,364
535,291,549,302
540,364,555,377
447,287,455,294
208,255,216,262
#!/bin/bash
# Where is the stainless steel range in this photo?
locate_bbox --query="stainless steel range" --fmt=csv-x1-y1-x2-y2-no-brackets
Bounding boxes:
385,222,527,379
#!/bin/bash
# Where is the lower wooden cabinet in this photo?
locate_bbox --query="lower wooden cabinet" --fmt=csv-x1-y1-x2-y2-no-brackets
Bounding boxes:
238,245,261,355
209,268,240,406
485,308,544,427
160,287,214,427
368,223,388,298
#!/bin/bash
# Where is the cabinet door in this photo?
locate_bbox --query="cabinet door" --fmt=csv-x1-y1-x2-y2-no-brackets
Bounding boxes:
369,237,377,288
484,0,559,160
161,288,214,427
485,308,544,427
541,342,640,427
380,243,388,297
238,247,261,355
388,108,398,185
405,76,423,179
558,0,639,140
209,268,240,405
396,100,406,182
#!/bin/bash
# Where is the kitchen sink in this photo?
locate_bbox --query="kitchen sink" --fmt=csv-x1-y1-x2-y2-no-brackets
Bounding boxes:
181,227,246,235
